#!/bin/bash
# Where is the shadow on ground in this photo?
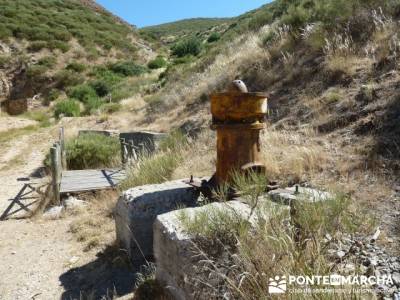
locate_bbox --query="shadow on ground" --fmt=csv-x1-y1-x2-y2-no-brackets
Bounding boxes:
59,244,137,300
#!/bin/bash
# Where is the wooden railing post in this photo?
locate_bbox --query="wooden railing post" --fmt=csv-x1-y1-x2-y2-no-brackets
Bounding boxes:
120,138,126,164
59,127,67,169
51,144,61,204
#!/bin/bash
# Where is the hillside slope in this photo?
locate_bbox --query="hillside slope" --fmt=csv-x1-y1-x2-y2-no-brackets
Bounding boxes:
0,0,153,113
137,0,400,255
140,18,232,45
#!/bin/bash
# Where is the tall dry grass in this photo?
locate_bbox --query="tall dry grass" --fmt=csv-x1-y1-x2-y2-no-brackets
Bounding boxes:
261,129,329,183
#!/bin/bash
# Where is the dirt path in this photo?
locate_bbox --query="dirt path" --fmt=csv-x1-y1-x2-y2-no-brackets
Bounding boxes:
0,118,136,300
0,127,53,216
0,117,37,133
0,219,88,300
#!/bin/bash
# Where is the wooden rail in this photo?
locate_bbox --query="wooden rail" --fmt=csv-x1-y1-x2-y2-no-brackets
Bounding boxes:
50,128,65,204
120,137,139,164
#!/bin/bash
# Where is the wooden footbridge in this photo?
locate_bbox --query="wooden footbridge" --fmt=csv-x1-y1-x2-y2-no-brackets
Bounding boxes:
50,129,164,203
49,128,134,203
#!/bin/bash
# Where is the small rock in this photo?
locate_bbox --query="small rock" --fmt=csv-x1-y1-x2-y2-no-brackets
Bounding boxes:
336,250,346,259
392,272,400,287
42,206,63,220
64,196,87,210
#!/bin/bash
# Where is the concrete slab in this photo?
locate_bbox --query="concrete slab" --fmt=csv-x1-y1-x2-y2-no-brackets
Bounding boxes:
115,179,200,264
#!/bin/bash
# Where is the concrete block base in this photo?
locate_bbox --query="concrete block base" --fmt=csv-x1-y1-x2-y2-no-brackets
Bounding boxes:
115,180,200,265
153,200,288,300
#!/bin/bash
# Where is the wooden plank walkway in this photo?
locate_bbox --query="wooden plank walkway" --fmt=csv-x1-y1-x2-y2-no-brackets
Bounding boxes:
60,169,126,194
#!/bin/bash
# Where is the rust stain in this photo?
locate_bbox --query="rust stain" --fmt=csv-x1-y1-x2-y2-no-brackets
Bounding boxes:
210,85,268,184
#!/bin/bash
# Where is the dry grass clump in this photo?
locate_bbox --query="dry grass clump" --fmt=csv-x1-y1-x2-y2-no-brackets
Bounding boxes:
120,131,189,191
366,9,399,66
172,131,216,179
68,190,118,252
261,129,329,183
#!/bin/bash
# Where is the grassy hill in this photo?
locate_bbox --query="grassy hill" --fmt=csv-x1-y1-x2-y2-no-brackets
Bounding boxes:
0,0,156,117
140,18,232,44
0,0,137,53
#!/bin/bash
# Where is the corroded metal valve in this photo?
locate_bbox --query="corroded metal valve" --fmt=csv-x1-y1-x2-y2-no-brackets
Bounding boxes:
210,80,268,185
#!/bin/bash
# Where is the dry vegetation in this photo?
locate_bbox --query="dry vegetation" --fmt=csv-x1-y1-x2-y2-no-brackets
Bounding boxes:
67,190,119,252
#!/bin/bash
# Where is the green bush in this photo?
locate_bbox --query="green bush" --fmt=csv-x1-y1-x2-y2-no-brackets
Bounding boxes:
67,84,97,102
26,65,48,83
55,70,83,88
90,80,112,97
171,38,202,57
47,40,70,53
43,89,61,105
38,56,56,68
66,61,86,73
147,56,167,69
27,41,47,52
0,55,11,68
207,32,221,43
84,96,104,114
54,99,81,118
65,133,120,170
109,61,148,77
248,11,273,31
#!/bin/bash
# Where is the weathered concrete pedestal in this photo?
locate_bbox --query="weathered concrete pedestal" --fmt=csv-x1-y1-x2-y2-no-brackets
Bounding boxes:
115,180,200,264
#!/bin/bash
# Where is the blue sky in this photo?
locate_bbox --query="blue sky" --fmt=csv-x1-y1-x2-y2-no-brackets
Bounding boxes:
96,0,271,28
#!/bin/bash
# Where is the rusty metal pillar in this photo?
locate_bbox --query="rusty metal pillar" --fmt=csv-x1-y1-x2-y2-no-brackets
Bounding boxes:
210,82,268,185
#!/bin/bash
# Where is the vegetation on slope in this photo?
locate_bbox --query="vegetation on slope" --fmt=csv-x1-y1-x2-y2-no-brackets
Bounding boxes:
140,17,231,41
0,0,136,52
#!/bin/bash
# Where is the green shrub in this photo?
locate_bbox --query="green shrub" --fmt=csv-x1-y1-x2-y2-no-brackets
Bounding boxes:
248,11,274,30
281,4,311,29
207,32,221,43
55,70,83,88
84,96,104,114
38,56,56,68
147,56,167,69
0,55,11,68
26,65,48,82
0,25,12,40
47,40,70,53
68,84,97,102
65,133,120,170
27,41,47,52
66,61,86,73
54,99,81,118
90,80,112,97
171,38,202,57
43,89,61,105
109,61,148,77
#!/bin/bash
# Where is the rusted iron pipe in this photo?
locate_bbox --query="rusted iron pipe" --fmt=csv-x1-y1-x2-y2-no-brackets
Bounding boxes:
210,83,268,185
